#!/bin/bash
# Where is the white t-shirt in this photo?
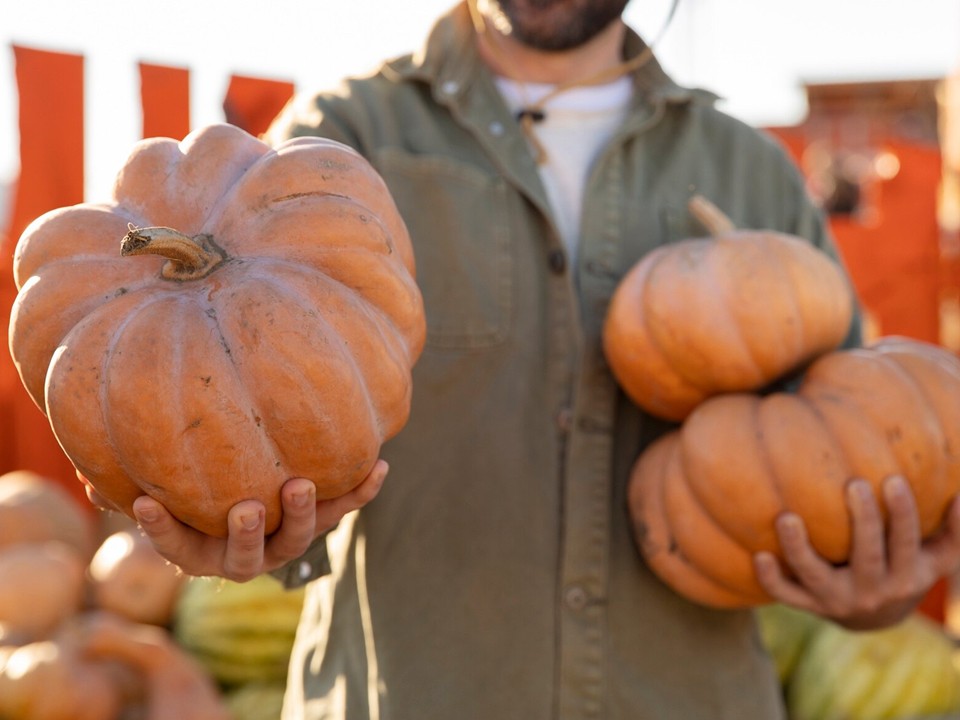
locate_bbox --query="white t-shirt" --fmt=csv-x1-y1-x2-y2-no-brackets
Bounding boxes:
495,76,633,267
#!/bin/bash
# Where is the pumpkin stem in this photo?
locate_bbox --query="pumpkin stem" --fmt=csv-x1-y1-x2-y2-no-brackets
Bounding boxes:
688,195,736,236
121,224,227,281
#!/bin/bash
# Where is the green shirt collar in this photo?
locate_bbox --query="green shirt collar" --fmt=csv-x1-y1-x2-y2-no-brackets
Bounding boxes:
384,1,713,108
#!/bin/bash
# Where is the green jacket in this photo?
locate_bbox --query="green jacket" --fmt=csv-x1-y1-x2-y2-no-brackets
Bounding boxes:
266,4,854,719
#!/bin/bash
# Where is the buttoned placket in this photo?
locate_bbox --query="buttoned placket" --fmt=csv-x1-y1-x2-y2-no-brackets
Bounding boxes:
433,57,664,719
552,145,628,720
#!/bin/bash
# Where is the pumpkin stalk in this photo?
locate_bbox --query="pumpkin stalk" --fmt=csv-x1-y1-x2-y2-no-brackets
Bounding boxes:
688,194,736,236
121,224,227,280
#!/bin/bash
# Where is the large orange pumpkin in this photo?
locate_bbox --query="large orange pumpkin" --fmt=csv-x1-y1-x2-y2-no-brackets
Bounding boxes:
629,337,960,608
603,195,855,421
9,123,425,537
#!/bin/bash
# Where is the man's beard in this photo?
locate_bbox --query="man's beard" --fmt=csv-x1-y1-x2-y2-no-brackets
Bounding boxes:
486,0,630,51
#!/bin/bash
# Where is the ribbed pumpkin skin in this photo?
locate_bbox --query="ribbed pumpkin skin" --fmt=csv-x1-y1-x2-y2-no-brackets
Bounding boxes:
603,224,854,422
628,337,960,608
8,124,426,537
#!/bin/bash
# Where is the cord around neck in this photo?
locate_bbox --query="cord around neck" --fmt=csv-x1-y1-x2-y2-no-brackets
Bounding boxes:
466,0,667,163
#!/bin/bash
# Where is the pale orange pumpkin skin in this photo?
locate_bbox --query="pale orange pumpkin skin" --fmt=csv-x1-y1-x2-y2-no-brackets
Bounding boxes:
628,337,960,608
88,529,186,627
603,196,855,421
0,471,96,560
9,123,425,537
0,542,86,641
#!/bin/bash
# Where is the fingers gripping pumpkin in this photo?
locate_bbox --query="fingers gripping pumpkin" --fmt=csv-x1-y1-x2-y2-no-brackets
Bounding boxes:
9,124,426,537
629,337,960,608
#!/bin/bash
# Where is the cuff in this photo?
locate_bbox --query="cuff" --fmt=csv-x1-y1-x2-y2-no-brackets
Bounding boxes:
268,532,332,588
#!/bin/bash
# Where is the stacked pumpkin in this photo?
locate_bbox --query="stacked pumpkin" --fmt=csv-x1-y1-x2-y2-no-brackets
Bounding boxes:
8,122,425,536
604,195,960,608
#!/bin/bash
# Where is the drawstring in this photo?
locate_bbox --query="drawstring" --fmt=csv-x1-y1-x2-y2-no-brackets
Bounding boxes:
467,0,680,163
515,51,655,163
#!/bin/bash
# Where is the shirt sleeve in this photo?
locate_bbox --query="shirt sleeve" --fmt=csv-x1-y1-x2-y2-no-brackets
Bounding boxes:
262,88,365,151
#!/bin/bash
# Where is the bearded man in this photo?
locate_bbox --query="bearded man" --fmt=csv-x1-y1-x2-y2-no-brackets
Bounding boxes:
130,2,960,718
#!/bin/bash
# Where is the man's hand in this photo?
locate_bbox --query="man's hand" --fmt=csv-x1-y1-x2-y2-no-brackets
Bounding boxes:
754,476,960,630
86,461,388,582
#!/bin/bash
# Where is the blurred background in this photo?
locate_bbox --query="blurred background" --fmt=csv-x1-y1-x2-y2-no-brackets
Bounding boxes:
3,0,960,202
1,0,960,612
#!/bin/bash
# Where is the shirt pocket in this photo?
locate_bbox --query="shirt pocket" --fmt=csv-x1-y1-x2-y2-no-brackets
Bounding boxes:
374,148,514,350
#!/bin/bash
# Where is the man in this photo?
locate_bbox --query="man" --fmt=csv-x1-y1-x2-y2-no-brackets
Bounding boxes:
130,1,960,718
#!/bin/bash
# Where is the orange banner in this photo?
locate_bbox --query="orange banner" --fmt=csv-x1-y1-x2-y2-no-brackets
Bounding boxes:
139,62,191,140
2,46,88,507
223,73,295,138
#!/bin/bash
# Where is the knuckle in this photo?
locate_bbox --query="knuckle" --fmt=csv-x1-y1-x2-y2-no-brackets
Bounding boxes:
222,556,262,583
894,576,923,600
855,592,884,615
225,567,259,584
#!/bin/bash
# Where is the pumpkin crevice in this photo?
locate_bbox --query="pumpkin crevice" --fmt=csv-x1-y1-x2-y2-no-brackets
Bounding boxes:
270,190,350,204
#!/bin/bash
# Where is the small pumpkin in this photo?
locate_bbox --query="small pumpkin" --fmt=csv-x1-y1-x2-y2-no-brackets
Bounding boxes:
80,611,231,720
603,195,854,421
0,542,87,641
629,337,960,608
88,528,186,627
9,123,426,537
0,470,96,559
0,630,126,720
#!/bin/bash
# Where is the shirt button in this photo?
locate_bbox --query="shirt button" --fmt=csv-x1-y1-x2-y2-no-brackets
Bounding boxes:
556,407,573,432
584,259,611,276
298,561,313,580
441,80,460,95
564,584,588,610
548,249,566,274
489,120,505,136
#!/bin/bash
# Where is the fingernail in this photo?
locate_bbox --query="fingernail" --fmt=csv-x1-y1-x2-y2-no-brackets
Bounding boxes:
134,502,159,524
884,475,908,499
239,510,262,530
777,513,802,536
753,551,783,577
290,490,309,508
754,551,775,569
846,478,871,502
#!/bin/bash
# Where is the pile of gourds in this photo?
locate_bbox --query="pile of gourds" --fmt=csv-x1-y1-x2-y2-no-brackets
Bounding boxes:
757,604,960,719
0,470,304,720
603,196,960,608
